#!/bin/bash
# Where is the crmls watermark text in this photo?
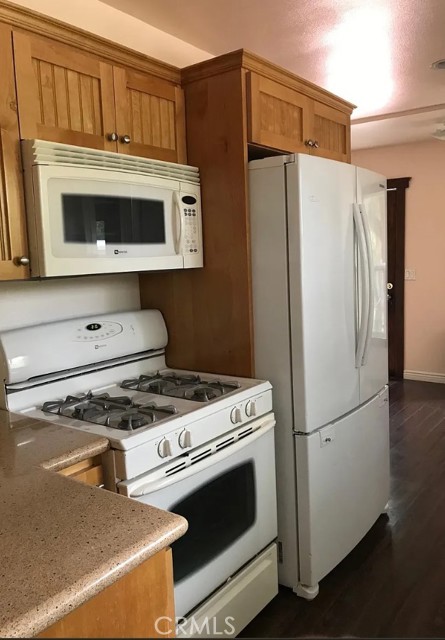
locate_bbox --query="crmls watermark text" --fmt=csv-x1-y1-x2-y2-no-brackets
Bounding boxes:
155,616,236,636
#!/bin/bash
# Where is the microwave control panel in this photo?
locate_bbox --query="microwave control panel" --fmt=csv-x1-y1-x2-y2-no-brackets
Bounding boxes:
181,194,200,255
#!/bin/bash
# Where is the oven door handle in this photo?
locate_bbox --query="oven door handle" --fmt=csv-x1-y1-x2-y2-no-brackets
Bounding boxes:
126,418,276,498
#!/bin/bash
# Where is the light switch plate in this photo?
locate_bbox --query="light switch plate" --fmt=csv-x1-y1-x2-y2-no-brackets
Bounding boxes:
405,268,416,281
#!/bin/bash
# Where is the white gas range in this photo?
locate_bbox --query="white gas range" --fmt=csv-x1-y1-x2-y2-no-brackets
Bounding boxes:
0,310,278,637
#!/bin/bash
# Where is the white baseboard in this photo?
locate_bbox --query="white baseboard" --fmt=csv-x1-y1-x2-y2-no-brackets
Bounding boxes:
404,370,445,384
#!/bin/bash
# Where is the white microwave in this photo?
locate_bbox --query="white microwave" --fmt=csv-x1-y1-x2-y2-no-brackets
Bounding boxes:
21,140,203,277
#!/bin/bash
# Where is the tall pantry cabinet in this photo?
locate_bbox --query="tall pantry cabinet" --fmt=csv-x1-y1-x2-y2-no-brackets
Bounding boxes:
139,50,355,377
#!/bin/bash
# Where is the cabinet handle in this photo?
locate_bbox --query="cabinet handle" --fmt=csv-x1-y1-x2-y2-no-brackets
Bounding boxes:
14,256,30,266
121,135,131,144
304,139,314,147
107,132,118,141
313,140,320,149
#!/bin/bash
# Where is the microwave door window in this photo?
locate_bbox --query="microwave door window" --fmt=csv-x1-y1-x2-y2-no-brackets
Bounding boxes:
61,194,167,252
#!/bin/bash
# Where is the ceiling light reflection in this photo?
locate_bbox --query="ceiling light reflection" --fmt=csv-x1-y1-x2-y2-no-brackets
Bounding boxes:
325,6,393,114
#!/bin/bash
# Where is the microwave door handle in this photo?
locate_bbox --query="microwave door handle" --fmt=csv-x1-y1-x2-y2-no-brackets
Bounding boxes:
173,192,183,254
125,418,276,498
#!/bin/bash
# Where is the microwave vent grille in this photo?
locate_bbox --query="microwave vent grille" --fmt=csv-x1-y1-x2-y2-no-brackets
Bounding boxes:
22,139,200,185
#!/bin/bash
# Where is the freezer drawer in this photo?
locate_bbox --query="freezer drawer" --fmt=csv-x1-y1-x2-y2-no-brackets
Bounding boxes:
295,387,389,589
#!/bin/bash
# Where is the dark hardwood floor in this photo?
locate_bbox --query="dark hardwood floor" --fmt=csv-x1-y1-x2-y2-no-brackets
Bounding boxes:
241,381,445,638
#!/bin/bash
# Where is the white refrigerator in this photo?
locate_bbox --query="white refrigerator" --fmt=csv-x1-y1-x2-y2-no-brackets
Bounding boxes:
249,154,390,599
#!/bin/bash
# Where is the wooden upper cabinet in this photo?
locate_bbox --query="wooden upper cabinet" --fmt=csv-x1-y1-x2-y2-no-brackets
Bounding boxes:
0,24,29,280
13,32,117,151
12,32,187,163
113,66,186,163
245,68,351,161
310,101,351,162
246,72,312,152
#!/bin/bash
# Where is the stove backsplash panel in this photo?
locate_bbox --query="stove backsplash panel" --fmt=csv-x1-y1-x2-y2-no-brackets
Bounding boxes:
0,274,141,331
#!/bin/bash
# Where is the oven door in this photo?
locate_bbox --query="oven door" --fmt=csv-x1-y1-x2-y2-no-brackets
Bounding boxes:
118,416,277,618
31,164,184,276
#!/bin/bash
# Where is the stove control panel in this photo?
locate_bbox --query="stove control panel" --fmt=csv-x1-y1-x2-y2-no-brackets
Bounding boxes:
114,388,273,480
73,321,123,342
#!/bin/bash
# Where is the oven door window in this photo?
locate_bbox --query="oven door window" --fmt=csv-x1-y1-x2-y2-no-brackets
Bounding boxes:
170,462,256,584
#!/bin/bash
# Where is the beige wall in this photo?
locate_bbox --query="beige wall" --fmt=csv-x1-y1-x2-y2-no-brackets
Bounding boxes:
7,0,211,66
353,139,445,380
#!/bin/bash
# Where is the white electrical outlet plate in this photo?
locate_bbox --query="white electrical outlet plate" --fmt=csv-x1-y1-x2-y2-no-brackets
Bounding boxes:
405,269,416,281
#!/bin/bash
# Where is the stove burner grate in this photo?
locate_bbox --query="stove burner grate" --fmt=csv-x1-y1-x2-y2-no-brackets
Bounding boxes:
41,392,178,431
120,372,241,402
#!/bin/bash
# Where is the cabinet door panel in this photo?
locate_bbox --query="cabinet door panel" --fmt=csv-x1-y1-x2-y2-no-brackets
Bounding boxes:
114,66,186,162
0,24,29,280
13,32,116,151
246,72,311,152
311,101,350,162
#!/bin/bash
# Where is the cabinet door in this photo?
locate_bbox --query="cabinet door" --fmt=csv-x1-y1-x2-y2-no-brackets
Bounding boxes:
310,101,351,162
0,24,29,280
246,72,312,152
13,32,117,151
58,456,103,486
38,548,175,638
113,66,187,163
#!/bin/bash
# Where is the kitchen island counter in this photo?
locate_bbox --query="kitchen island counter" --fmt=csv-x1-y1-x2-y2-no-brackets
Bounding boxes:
0,410,187,638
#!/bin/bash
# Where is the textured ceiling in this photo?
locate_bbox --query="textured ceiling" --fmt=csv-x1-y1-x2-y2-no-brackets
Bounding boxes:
101,0,445,147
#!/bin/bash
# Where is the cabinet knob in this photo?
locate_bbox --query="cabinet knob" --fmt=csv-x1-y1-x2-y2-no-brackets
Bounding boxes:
313,140,320,149
121,135,131,144
14,256,30,266
107,132,118,141
305,139,314,147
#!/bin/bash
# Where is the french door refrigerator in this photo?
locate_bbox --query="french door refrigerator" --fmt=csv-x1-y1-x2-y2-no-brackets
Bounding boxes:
249,153,389,599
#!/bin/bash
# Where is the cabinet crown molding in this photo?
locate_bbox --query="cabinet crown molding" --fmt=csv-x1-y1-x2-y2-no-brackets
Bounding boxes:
181,48,356,115
0,0,181,83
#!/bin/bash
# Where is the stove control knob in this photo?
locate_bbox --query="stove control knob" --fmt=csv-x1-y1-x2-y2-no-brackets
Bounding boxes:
158,438,172,458
245,400,257,418
230,407,242,424
179,429,192,449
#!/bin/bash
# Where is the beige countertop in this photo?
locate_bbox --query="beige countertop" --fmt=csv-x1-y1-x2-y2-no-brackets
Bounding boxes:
0,410,188,638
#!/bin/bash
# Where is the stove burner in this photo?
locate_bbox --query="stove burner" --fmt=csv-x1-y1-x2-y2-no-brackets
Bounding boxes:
186,386,219,402
146,380,176,395
118,412,149,431
72,403,107,421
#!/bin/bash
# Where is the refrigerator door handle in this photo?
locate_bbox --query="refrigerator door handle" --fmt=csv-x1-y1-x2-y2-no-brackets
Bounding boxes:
353,203,369,368
359,204,374,366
